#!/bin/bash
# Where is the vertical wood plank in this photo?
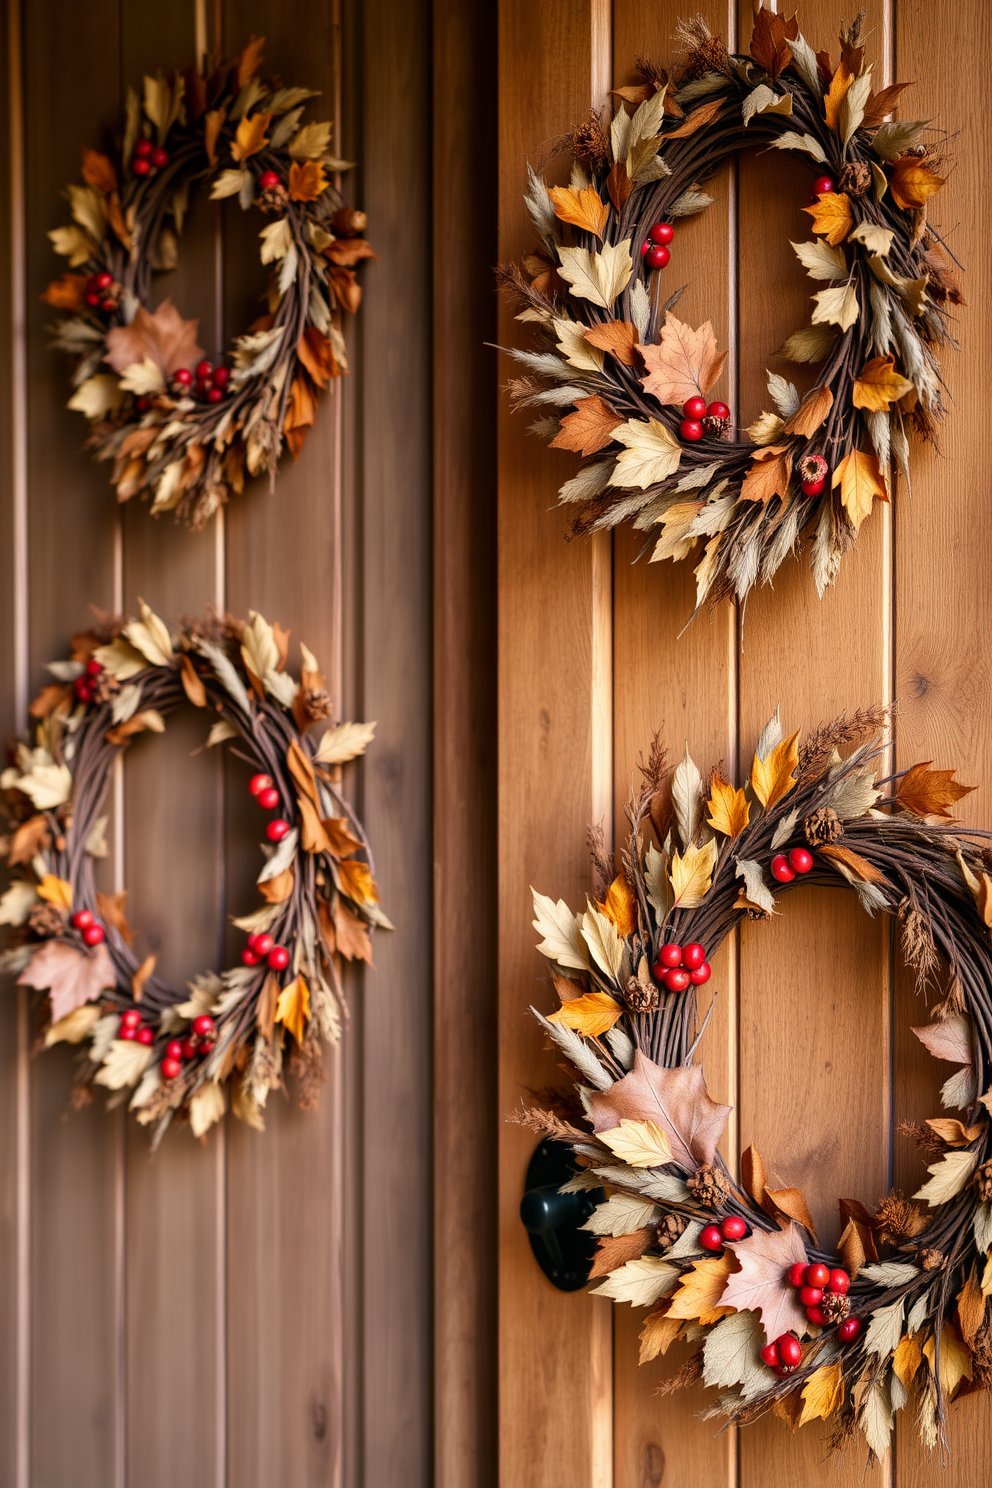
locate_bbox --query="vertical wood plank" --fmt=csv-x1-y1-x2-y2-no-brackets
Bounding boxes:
892,2,992,1483
498,3,615,1486
432,0,499,1483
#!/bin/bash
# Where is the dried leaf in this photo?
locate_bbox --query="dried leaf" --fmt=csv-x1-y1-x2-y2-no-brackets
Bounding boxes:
583,320,639,366
799,1362,845,1424
890,155,945,211
664,98,723,138
94,1037,152,1090
589,1255,679,1307
896,763,976,819
275,973,311,1046
913,1148,978,1207
582,1193,660,1237
557,240,633,310
232,110,272,162
750,730,800,811
612,418,682,489
587,1050,732,1170
853,356,914,411
599,875,637,937
37,875,72,912
765,1187,818,1241
739,449,792,506
720,1223,810,1344
548,185,608,239
599,1119,673,1168
824,64,854,130
548,991,623,1038
18,939,116,1022
706,771,750,838
639,1310,683,1362
640,313,728,406
131,953,156,1001
589,1229,653,1279
781,385,833,437
802,192,854,247
812,281,859,331
862,82,911,129
532,890,588,971
923,1323,972,1398
666,1252,734,1324
45,1002,102,1047
777,323,838,363
893,1331,924,1388
105,299,204,378
179,653,207,707
750,6,793,79
96,890,131,944
832,448,887,530
189,1082,225,1139
8,814,50,866
288,159,327,202
549,396,623,457
956,1275,986,1348
313,719,376,765
818,843,884,883
669,839,718,908
331,899,374,964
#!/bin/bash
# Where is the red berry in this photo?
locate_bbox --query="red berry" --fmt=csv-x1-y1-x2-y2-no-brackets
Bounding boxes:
770,854,795,883
83,924,105,947
648,222,674,245
773,1365,788,1378
165,1040,183,1060
789,847,813,874
100,299,116,313
174,367,193,388
760,1341,780,1368
151,147,168,169
85,657,103,677
200,1040,215,1056
680,419,703,442
85,291,101,308
812,176,835,196
192,1015,215,1036
663,968,691,993
267,819,291,842
74,677,92,701
267,945,290,971
838,1316,862,1342
181,1038,197,1060
805,1262,830,1289
253,933,275,957
161,1057,181,1079
658,943,683,968
788,1262,807,1288
119,1027,137,1041
134,139,153,158
801,475,826,496
95,271,113,290
136,1026,154,1046
207,386,224,403
799,1285,823,1307
707,401,730,420
242,948,260,966
644,245,670,270
72,909,95,930
682,397,707,421
778,1334,803,1368
806,1305,826,1325
132,157,151,176
249,772,273,796
681,943,706,971
121,1010,141,1030
699,1224,723,1252
689,963,711,986
639,240,650,258
136,397,150,413
721,1216,747,1241
195,360,213,380
827,1269,850,1295
259,169,281,189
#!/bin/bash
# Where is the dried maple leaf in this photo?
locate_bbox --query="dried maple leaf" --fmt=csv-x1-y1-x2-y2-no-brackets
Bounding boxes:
832,448,887,529
583,320,639,366
330,898,375,964
895,762,975,819
37,875,72,912
799,1362,845,1425
288,160,328,203
232,110,272,162
670,840,718,908
720,1223,809,1344
548,185,608,239
706,771,750,838
639,1309,683,1362
586,1050,731,1170
548,990,623,1038
781,385,833,437
548,395,623,456
739,448,792,506
667,1252,734,1323
104,299,205,378
18,938,115,1022
338,859,379,905
750,5,795,80
853,356,914,411
42,273,87,311
81,146,117,195
890,155,946,211
641,313,728,406
802,192,853,247
750,730,800,811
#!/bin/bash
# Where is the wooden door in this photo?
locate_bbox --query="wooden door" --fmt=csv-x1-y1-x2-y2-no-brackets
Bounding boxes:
497,3,992,1486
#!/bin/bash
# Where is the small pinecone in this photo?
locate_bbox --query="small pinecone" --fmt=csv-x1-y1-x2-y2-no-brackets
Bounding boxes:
805,806,842,846
820,1290,851,1324
331,206,368,237
976,1159,992,1202
624,975,659,1013
91,670,120,705
28,902,66,939
300,687,333,725
837,161,872,197
655,1213,688,1252
259,183,290,213
920,1247,944,1271
686,1163,729,1208
702,414,729,437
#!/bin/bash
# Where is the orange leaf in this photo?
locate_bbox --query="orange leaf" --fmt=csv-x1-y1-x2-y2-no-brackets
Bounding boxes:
260,867,294,904
590,1229,652,1280
330,898,375,964
823,64,853,130
232,110,272,163
665,97,723,138
583,320,639,367
288,159,328,203
706,770,750,838
957,1274,986,1349
178,654,206,707
548,991,623,1038
895,762,976,820
818,843,884,883
750,6,794,80
8,814,50,866
548,395,623,456
666,1253,734,1324
327,265,362,314
337,858,379,906
639,1308,683,1362
799,1362,845,1425
853,356,914,412
765,1187,818,1242
132,953,156,1002
598,874,637,937
257,971,279,1041
297,328,341,389
891,155,946,211
204,109,224,166
28,683,71,718
640,312,728,407
893,1331,924,1388
275,973,310,1046
297,794,332,854
97,890,131,944
781,385,833,437
81,147,117,195
286,738,319,804
41,273,87,311
740,1144,767,1208
802,191,853,247
325,237,376,268
739,448,792,506
832,447,887,529
237,36,265,88
548,185,608,239
37,875,73,912
750,730,800,810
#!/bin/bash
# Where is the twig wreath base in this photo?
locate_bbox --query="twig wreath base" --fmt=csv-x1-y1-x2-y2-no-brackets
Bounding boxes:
502,8,959,610
0,604,386,1144
44,36,372,527
520,710,992,1459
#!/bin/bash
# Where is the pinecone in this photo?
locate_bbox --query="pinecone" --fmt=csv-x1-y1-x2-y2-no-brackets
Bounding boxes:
702,414,729,437
976,1159,992,1202
874,1189,929,1241
28,902,66,939
920,1247,944,1271
259,183,289,213
686,1163,729,1208
837,161,872,197
91,670,120,705
624,975,659,1013
300,687,333,725
820,1290,851,1324
805,806,842,846
655,1213,688,1252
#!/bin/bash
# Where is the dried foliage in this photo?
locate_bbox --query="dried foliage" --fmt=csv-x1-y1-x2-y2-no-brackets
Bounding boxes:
45,38,372,526
504,9,958,608
528,707,992,1459
1,604,386,1143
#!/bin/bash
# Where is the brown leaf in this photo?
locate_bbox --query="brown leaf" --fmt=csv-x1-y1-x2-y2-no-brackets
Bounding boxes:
131,953,156,1001
259,866,294,904
204,109,225,166
297,793,332,854
288,160,328,203
179,653,206,707
802,192,854,247
664,97,722,139
548,395,623,457
18,939,116,1022
257,971,279,1041
331,898,375,964
283,375,319,458
890,155,945,211
750,6,793,79
105,196,132,251
957,1274,986,1349
104,709,165,746
322,817,365,858
640,313,728,407
639,1308,683,1362
9,814,50,866
104,298,204,378
41,273,87,311
927,1117,983,1147
781,385,833,437
741,1143,768,1208
589,1228,652,1279
606,161,632,212
765,1187,818,1242
583,320,640,367
287,739,319,805
81,147,117,195
325,237,376,268
327,265,362,314
97,890,131,944
739,448,792,506
862,82,912,130
237,36,265,87
895,762,976,820
28,682,71,720
231,110,272,163
587,1051,732,1170
720,1223,809,1344
818,843,884,883
548,185,608,239
297,328,341,389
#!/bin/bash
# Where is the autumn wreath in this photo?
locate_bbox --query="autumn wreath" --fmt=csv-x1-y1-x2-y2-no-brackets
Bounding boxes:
519,711,992,1458
0,604,386,1143
502,9,959,608
43,37,372,527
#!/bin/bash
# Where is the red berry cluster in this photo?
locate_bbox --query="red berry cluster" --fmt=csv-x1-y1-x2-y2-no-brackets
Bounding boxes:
71,908,105,946
771,847,813,884
84,270,117,314
787,1260,860,1338
72,656,105,707
249,772,291,842
651,941,711,993
159,1014,216,1080
132,137,170,178
760,1331,803,1376
639,220,674,270
699,1214,749,1251
680,397,731,443
118,1009,155,1046
242,932,290,971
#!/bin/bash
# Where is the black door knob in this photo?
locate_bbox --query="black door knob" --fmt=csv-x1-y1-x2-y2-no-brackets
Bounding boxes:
519,1139,605,1291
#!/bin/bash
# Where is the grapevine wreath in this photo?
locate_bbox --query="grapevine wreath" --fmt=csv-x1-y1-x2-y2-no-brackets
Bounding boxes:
502,9,961,608
518,710,992,1458
0,604,386,1143
43,37,372,527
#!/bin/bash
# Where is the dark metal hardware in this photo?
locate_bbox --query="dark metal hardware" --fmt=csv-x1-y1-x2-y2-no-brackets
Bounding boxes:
519,1138,604,1291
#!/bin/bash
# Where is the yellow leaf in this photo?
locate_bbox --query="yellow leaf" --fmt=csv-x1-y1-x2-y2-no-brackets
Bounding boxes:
288,159,328,202
275,973,311,1046
823,64,854,130
548,185,609,239
890,155,946,211
639,1309,683,1363
706,771,750,838
598,875,637,938
669,839,718,908
232,110,272,163
337,858,380,906
37,875,73,912
832,448,888,530
599,1119,673,1168
799,1362,845,1425
853,356,915,411
548,991,623,1038
893,1331,924,1389
666,1253,734,1324
923,1323,972,1399
750,731,800,811
802,192,854,247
